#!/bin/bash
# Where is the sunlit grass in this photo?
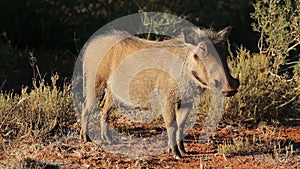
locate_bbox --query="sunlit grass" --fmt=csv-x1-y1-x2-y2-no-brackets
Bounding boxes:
0,74,75,141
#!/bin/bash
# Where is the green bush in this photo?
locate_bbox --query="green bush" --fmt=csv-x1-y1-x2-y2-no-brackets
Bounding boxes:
225,48,299,124
251,0,300,73
223,0,300,126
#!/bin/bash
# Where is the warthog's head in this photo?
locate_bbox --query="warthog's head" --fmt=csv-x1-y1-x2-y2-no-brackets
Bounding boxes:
182,27,239,97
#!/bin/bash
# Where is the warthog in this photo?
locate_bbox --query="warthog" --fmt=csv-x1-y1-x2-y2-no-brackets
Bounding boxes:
80,26,239,159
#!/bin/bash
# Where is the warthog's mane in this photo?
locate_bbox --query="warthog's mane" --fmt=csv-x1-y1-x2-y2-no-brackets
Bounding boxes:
101,27,220,45
198,28,221,42
178,27,222,44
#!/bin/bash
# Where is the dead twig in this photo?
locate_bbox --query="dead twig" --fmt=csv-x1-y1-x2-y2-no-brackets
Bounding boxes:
0,79,7,90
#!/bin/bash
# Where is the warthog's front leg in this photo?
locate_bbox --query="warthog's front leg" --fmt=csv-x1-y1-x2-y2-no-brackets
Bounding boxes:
163,103,182,159
176,105,192,154
100,90,114,143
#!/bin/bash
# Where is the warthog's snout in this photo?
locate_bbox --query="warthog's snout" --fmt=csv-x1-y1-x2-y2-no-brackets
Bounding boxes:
222,88,238,97
222,78,240,97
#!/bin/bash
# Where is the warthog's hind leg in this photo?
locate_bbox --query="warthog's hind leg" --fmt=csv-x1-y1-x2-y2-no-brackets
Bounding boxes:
100,90,114,144
80,101,92,142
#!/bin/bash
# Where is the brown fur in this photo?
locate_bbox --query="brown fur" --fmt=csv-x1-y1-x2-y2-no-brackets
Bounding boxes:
80,27,239,159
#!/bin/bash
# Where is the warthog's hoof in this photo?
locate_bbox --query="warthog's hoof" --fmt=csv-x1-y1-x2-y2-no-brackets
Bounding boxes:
180,150,188,155
81,135,92,142
169,146,182,159
174,154,182,159
168,148,172,153
80,130,92,142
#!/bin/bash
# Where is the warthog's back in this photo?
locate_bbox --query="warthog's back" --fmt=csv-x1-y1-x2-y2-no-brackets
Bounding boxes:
92,32,196,108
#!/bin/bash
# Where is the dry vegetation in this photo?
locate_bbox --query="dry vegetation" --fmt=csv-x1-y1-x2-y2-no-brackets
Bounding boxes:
0,0,300,168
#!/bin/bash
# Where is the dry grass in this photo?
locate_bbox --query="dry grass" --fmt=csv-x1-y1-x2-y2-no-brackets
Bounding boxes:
0,47,299,167
0,74,75,141
217,124,298,165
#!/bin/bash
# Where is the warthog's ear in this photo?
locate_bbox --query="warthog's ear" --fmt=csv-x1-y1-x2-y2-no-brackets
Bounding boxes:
215,26,232,43
182,28,199,45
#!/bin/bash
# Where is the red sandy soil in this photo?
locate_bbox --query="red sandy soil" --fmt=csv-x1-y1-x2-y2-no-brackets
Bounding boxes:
0,124,299,168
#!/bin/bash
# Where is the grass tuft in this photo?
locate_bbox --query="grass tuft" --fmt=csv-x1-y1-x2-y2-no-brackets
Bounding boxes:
0,74,75,141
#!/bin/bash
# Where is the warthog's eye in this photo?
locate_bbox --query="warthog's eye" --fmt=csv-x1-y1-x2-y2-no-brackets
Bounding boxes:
214,79,221,88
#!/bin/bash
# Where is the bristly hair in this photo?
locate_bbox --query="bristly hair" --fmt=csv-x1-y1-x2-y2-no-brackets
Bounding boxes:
200,28,219,40
177,26,223,45
198,27,226,44
99,27,223,45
